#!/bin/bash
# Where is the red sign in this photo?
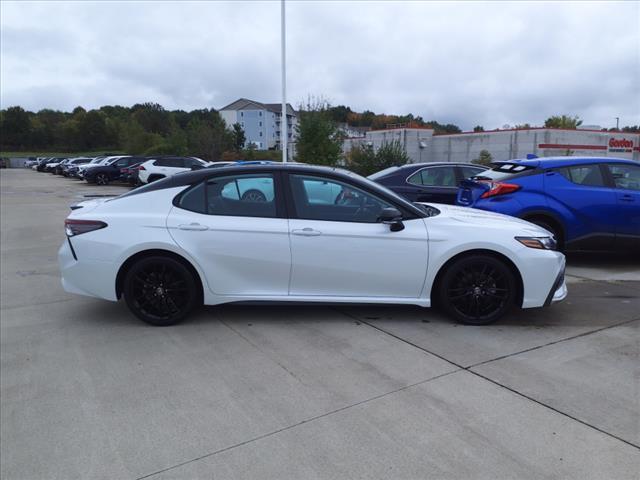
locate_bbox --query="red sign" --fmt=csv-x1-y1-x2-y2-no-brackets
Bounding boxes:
609,138,633,149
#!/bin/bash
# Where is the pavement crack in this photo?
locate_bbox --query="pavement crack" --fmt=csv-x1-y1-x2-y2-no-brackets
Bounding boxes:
135,369,461,480
337,308,640,452
218,317,309,387
468,316,640,369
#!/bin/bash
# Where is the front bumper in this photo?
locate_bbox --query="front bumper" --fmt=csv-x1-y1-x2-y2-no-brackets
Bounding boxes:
545,263,567,306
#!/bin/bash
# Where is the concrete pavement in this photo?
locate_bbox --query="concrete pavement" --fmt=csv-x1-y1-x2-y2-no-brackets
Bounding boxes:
1,169,639,479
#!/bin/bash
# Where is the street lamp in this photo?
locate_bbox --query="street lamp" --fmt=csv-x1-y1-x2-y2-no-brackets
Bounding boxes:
281,0,287,163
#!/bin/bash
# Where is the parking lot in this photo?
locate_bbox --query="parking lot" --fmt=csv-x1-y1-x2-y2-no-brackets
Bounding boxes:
1,168,639,479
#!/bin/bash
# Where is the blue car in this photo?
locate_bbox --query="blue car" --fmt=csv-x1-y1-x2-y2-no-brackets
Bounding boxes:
370,162,488,204
456,156,640,251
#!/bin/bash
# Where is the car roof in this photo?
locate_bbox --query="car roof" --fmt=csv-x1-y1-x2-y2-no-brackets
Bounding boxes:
493,156,637,169
117,162,423,215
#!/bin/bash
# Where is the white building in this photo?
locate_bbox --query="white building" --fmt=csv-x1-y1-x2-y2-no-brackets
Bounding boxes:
219,98,298,150
344,127,640,163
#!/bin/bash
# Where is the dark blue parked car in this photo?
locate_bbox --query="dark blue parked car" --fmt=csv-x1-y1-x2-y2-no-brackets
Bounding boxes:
456,157,640,251
369,162,488,204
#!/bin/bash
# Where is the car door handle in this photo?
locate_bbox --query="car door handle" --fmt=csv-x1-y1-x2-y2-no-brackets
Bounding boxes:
292,228,322,236
178,223,209,231
620,195,635,202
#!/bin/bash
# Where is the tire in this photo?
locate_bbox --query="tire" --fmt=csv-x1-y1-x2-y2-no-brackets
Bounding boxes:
241,189,266,202
527,218,563,251
437,254,517,325
95,173,110,186
123,256,200,326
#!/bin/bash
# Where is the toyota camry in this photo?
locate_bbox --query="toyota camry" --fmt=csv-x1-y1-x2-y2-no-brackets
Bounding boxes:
59,163,567,326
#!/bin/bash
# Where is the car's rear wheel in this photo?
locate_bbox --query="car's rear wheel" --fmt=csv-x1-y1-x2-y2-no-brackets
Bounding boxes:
147,174,165,183
95,173,110,185
437,254,516,325
123,256,200,326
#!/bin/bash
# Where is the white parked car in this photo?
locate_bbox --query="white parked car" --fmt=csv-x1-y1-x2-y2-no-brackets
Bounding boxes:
137,156,208,184
59,164,567,326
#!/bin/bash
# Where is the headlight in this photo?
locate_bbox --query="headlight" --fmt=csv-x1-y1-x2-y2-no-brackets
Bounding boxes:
515,236,557,250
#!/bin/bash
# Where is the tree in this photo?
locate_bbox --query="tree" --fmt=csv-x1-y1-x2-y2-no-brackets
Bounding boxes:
544,115,582,129
0,106,32,148
78,110,108,149
473,125,484,132
515,123,531,129
473,149,493,166
346,143,376,176
232,123,246,151
295,98,344,166
132,102,172,136
347,139,410,176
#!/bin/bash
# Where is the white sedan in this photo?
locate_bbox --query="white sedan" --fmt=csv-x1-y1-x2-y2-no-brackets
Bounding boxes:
59,164,567,326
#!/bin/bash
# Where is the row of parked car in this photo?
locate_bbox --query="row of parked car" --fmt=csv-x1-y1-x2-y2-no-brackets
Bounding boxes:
32,154,639,251
30,155,222,186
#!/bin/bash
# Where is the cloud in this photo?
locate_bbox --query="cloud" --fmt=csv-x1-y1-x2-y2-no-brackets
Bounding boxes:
1,0,638,129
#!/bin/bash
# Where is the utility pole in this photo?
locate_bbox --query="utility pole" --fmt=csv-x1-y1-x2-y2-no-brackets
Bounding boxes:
281,0,287,162
615,117,620,130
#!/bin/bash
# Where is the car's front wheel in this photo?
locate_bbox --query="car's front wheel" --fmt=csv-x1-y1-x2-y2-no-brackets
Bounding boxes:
123,256,200,326
437,254,517,325
95,173,110,185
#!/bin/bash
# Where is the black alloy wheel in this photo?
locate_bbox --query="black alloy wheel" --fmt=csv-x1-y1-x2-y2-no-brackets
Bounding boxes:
438,255,516,325
95,173,110,185
123,256,200,326
241,189,267,202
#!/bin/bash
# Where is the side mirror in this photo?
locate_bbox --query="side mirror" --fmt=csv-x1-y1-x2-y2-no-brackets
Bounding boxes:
379,207,405,232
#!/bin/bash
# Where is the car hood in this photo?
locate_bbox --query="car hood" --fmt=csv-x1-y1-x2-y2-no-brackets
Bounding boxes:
418,203,550,236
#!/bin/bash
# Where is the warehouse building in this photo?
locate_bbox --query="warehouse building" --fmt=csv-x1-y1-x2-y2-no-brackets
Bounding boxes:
344,127,640,163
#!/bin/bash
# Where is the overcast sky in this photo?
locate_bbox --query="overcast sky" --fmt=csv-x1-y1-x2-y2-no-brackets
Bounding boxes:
1,0,638,130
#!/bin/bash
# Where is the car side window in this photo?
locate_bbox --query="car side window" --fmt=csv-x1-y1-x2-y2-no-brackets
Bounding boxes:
558,164,605,187
290,174,393,223
208,174,276,217
176,175,277,217
408,167,457,187
608,164,640,191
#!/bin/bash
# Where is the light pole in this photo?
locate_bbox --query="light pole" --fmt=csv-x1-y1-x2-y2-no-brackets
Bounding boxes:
281,0,287,162
615,117,620,131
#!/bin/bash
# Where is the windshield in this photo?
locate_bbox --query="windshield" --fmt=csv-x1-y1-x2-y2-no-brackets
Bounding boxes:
340,168,418,207
473,163,536,181
367,166,401,180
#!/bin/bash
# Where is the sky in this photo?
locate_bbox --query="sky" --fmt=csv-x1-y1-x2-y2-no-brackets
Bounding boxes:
1,0,639,130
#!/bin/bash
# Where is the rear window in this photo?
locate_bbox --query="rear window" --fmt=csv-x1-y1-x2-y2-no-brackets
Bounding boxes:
473,163,536,181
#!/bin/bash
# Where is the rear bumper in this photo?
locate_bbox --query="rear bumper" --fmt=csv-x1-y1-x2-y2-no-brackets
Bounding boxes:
58,240,118,301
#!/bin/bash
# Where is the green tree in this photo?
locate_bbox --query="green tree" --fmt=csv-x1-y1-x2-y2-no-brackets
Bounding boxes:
473,125,484,132
295,98,343,166
132,103,172,136
472,149,493,166
78,110,108,149
544,115,582,129
347,140,410,176
0,106,32,148
232,123,246,151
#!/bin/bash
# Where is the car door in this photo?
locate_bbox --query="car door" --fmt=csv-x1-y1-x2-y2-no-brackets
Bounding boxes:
166,172,291,296
406,166,459,204
286,173,429,298
605,163,640,249
544,163,617,249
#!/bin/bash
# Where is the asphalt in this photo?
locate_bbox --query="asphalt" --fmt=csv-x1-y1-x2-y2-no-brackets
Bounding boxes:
1,168,639,479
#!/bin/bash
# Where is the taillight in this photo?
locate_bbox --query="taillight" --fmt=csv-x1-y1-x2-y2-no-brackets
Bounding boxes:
138,165,145,170
64,219,107,236
480,182,521,199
